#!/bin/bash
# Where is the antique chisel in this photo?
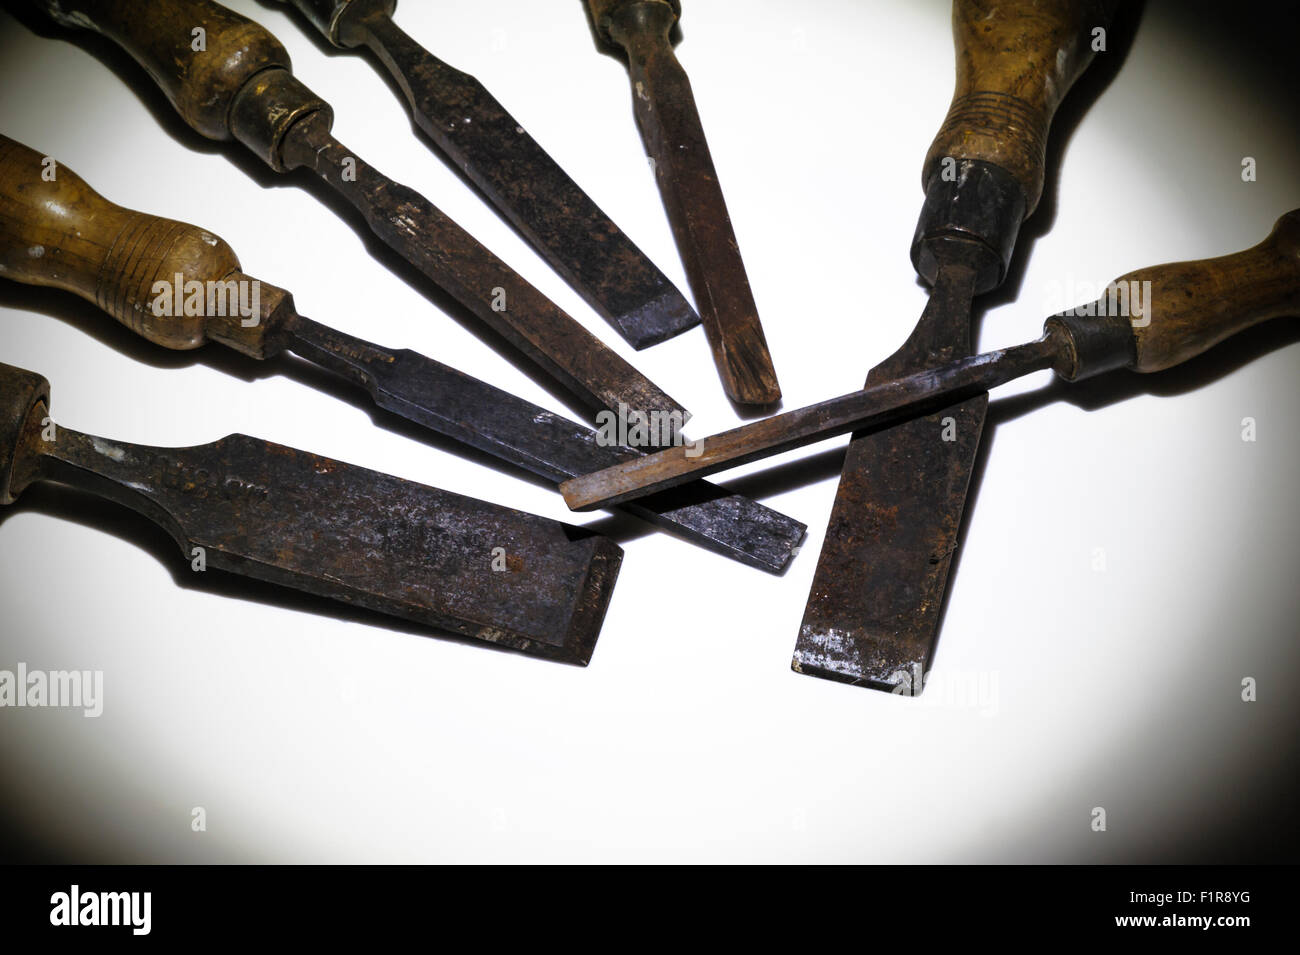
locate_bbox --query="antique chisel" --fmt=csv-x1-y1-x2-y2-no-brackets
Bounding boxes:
585,0,781,406
560,210,1300,508
796,0,1120,691
270,0,700,350
25,0,686,427
0,135,805,572
0,361,623,663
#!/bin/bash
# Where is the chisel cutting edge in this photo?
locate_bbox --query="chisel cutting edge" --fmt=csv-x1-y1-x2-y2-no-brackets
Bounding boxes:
0,134,806,573
271,0,701,350
560,210,1300,511
25,0,687,427
586,0,782,406
0,362,623,664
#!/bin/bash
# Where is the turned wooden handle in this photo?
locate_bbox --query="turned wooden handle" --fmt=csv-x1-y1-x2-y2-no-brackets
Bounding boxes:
275,0,394,47
922,0,1118,215
34,0,291,141
1125,212,1300,373
587,0,681,46
0,136,279,357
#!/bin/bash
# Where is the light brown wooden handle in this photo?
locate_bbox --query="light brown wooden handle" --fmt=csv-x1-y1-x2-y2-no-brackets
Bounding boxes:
1125,211,1300,373
33,0,291,141
922,0,1118,215
0,135,279,357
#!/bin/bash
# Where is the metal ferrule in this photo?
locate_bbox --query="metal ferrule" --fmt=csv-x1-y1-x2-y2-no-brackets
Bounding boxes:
229,68,334,172
911,159,1027,294
1043,311,1137,381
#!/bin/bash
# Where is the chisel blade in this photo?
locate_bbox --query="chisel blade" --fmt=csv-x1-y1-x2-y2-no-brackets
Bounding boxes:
793,262,984,692
282,316,806,573
3,361,622,664
350,10,701,349
589,0,781,405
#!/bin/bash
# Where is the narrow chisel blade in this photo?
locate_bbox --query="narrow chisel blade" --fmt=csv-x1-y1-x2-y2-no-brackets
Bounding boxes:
356,12,701,349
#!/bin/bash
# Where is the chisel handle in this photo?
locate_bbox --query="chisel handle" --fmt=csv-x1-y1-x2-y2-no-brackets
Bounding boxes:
1049,211,1300,380
32,0,331,169
924,0,1116,214
587,0,681,46
275,0,392,47
0,136,283,358
33,0,288,140
913,0,1118,290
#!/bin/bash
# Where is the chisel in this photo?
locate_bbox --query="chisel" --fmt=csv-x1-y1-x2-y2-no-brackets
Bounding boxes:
269,0,700,350
0,135,805,573
25,0,686,426
0,361,623,664
585,0,781,406
795,0,1119,690
560,210,1300,510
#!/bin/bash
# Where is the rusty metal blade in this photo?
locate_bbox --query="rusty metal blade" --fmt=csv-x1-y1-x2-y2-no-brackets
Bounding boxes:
30,419,622,664
282,316,806,572
354,12,700,349
793,262,985,691
602,3,781,404
279,113,688,428
557,330,1055,510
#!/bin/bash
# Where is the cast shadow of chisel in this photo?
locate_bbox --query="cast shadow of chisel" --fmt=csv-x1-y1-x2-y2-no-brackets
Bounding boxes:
2,5,610,430
0,480,565,663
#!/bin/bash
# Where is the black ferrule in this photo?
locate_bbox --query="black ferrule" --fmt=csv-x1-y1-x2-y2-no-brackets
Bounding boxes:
911,159,1027,294
1044,311,1137,382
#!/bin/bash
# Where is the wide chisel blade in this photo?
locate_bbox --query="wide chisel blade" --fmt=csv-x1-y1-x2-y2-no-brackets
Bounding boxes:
0,363,622,664
794,264,984,692
274,0,700,349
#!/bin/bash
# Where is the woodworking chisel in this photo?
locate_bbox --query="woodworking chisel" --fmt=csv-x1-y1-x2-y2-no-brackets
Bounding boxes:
797,0,1120,691
23,0,686,427
270,0,700,350
585,0,781,406
561,210,1300,507
0,135,805,573
0,361,623,663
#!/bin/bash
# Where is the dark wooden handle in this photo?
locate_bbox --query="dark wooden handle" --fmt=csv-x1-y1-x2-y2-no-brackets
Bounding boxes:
1125,211,1300,373
587,0,681,46
0,362,49,506
922,0,1117,215
34,0,291,141
0,136,279,357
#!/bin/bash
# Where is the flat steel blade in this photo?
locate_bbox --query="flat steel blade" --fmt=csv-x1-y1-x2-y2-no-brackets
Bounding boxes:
24,411,621,664
355,12,701,349
793,263,985,692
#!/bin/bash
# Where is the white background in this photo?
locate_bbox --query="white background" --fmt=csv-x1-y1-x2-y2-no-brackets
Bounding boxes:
1,0,1297,862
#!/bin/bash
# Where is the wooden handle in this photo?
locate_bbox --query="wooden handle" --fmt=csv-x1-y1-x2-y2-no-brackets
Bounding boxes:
1048,212,1300,380
0,362,49,506
587,0,681,46
923,0,1117,215
276,0,394,47
1127,211,1300,373
34,0,291,141
0,136,280,357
